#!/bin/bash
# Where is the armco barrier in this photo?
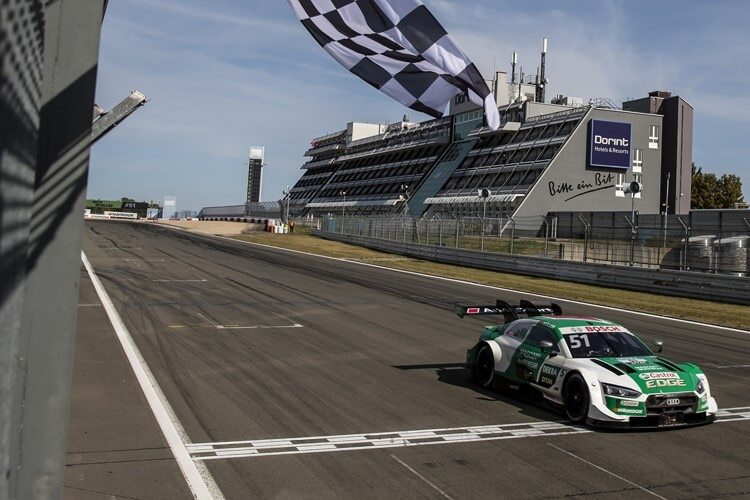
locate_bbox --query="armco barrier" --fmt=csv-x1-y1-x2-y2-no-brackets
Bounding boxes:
312,230,750,305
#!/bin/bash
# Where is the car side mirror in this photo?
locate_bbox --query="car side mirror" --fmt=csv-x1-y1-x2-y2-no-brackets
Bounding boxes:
540,340,556,356
653,341,663,353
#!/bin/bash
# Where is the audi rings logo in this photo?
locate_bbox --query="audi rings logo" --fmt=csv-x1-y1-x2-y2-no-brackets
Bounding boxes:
665,399,681,406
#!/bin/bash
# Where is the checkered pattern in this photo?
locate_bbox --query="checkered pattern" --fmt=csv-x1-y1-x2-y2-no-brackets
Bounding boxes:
187,421,588,460
288,0,500,129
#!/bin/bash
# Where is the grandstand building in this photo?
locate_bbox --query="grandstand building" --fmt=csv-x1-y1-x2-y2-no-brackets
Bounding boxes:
286,48,692,229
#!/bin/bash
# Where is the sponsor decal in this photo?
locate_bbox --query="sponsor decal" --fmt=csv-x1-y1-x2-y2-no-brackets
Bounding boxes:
466,307,502,315
616,408,644,415
698,396,708,411
645,379,686,389
632,365,662,371
620,400,641,407
638,372,679,380
560,325,629,334
547,173,615,201
619,358,648,364
588,119,632,170
538,364,561,388
605,396,645,416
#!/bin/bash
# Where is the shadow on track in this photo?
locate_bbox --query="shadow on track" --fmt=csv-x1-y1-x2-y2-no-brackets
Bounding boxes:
393,362,562,422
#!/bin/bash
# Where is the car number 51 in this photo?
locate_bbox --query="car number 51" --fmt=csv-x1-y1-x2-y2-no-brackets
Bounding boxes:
568,334,591,349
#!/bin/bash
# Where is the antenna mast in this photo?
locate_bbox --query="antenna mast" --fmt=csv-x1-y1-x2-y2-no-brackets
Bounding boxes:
511,51,517,84
536,37,548,103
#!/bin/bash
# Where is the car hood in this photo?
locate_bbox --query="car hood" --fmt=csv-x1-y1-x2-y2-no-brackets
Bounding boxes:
592,356,701,394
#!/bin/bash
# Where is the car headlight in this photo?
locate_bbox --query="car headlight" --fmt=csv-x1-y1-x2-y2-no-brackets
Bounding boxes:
602,383,641,399
696,378,706,395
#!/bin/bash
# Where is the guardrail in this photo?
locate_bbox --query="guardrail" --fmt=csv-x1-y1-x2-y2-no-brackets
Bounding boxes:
312,230,750,305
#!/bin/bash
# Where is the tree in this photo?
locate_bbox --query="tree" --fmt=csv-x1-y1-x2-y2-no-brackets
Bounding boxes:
691,163,744,209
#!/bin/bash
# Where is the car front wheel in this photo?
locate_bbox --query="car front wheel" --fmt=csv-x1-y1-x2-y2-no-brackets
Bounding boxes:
473,344,495,388
564,374,590,423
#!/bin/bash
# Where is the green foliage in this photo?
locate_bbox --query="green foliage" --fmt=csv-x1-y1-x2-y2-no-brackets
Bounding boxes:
691,163,744,209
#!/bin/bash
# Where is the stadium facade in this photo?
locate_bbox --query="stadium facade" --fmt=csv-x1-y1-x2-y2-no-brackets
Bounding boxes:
286,52,692,229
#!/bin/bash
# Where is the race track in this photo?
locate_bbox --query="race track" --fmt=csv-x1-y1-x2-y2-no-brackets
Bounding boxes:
80,220,750,499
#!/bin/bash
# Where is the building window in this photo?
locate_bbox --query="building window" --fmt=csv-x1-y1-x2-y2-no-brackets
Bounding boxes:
649,125,659,149
632,148,643,173
615,173,625,197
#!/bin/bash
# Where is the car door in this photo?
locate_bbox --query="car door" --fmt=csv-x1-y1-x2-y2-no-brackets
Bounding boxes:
496,319,534,377
513,323,563,386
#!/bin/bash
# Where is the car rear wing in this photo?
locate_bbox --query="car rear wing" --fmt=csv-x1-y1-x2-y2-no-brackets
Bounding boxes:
454,299,562,323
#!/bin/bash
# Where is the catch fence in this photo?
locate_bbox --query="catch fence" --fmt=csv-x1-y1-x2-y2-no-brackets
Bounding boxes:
319,213,750,275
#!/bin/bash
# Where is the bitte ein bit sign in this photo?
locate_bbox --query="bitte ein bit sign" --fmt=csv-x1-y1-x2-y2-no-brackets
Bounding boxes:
588,119,631,170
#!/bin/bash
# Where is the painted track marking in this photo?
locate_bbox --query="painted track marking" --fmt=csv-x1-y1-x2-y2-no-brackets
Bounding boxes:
186,408,750,461
160,227,749,335
547,443,669,499
82,251,224,499
187,421,590,460
391,454,455,500
196,312,302,330
152,279,208,282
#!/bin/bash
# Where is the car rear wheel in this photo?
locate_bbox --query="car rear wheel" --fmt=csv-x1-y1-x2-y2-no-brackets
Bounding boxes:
564,374,590,423
474,344,495,388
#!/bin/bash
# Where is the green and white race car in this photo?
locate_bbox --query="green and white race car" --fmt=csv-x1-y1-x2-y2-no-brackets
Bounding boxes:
461,300,717,428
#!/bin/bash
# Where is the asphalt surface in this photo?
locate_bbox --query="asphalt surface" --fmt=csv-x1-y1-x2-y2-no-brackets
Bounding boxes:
64,271,188,499
77,220,750,499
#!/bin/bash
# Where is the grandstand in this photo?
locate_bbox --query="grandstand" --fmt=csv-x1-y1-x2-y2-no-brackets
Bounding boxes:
284,41,693,231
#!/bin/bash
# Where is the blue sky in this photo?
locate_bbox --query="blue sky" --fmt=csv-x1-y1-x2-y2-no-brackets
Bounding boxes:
90,0,750,211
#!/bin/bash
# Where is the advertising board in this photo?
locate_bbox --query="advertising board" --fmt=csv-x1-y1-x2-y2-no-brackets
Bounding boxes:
588,119,631,169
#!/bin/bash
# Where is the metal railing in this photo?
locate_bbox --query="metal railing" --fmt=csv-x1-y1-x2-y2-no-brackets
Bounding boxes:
319,214,750,276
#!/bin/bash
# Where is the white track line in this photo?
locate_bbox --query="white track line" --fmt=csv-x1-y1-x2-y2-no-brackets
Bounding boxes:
152,279,208,283
391,454,455,500
171,229,749,335
217,325,303,330
82,251,224,500
547,443,669,499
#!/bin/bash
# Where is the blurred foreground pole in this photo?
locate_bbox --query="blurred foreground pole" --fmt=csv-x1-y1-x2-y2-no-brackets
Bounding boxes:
0,2,45,498
0,1,107,499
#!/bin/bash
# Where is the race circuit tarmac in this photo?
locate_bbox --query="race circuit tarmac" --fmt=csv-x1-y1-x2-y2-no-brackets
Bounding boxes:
72,220,750,499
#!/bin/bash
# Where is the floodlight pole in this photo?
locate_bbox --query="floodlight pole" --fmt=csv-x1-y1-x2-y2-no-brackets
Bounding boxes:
479,188,490,252
282,185,291,225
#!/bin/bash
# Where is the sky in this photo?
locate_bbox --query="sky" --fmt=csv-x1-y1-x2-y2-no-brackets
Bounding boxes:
90,0,750,211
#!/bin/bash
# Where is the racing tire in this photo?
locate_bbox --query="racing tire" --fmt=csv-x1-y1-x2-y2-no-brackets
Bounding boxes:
564,374,590,424
473,344,495,389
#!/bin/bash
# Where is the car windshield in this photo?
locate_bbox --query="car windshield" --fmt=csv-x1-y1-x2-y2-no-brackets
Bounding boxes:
563,331,652,358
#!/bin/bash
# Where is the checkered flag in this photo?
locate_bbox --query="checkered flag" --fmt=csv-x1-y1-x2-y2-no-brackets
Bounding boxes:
288,0,500,130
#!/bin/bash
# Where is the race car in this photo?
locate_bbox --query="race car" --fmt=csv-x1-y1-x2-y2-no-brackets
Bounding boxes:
460,300,717,428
